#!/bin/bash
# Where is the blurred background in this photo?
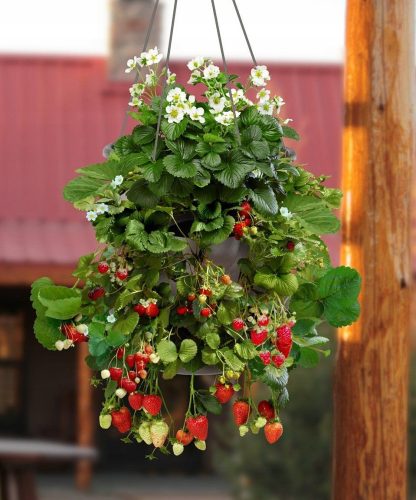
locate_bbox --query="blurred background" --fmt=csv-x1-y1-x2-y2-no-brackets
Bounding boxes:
0,1,415,499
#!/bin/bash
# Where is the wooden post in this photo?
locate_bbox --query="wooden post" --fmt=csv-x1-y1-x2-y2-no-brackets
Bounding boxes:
75,343,94,490
333,1,415,499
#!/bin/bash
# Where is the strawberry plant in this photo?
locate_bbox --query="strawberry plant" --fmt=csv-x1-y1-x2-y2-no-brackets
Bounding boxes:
31,49,361,457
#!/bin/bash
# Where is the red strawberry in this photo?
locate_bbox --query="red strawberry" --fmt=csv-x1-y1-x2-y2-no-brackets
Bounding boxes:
144,344,153,355
176,305,188,315
257,315,269,327
276,324,293,357
233,222,245,240
243,217,251,227
88,286,105,301
199,288,212,297
200,307,211,318
116,347,125,359
214,383,235,404
120,378,137,393
116,268,128,280
133,303,147,316
109,367,123,381
111,407,131,433
187,293,196,302
272,354,286,367
220,274,232,285
60,323,88,343
239,201,252,218
125,354,135,368
176,429,193,446
97,261,109,274
128,392,144,411
250,329,268,346
286,241,296,252
232,318,245,331
264,421,283,444
128,370,137,381
232,400,250,426
258,400,275,420
142,394,162,416
186,415,208,441
146,303,160,318
259,351,271,365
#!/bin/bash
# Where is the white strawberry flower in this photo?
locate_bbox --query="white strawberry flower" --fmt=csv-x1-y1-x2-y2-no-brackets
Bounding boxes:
257,100,275,115
273,96,285,114
145,70,158,87
95,203,109,215
125,56,139,73
86,211,97,222
188,106,205,124
188,70,201,84
166,87,187,104
165,105,185,124
111,175,124,188
203,64,220,80
147,46,163,65
250,65,271,87
138,51,151,67
231,88,252,105
257,88,270,103
208,92,227,114
106,314,116,324
187,56,205,71
280,207,293,219
128,96,143,108
166,70,176,85
214,110,240,126
129,83,145,97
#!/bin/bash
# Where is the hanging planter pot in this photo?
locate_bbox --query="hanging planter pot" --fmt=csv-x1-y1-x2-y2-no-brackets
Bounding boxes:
30,0,361,457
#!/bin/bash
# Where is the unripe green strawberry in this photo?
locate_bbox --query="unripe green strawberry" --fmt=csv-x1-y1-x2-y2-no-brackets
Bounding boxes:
194,439,206,451
250,422,260,434
138,421,152,445
99,414,112,429
239,425,249,437
173,442,184,456
255,416,267,429
150,420,169,448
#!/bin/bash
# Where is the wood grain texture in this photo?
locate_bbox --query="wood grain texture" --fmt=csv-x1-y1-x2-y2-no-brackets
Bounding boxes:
333,1,415,499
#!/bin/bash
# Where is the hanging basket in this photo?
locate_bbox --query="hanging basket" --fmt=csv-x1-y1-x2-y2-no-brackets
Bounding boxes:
31,0,361,457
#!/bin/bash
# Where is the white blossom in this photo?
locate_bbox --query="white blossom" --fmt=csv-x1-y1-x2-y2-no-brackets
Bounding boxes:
280,207,293,219
188,106,205,124
129,83,145,97
214,110,240,126
166,87,187,104
256,88,270,103
208,92,227,114
147,47,163,65
111,175,124,188
106,314,116,324
95,203,109,215
166,70,176,85
273,96,285,114
188,70,201,84
187,56,205,70
231,88,252,105
128,96,142,107
125,56,139,73
250,65,271,87
86,211,97,222
203,64,220,80
165,105,185,124
257,100,275,115
145,70,158,87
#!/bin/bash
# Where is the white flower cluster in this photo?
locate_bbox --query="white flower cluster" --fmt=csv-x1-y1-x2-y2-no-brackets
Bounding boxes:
125,47,163,73
164,87,205,124
86,203,109,222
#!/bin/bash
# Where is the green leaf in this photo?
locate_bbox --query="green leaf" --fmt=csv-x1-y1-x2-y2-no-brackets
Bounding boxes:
197,393,222,415
297,347,320,368
38,286,82,320
203,133,225,143
285,194,340,234
201,348,219,365
31,277,54,313
201,152,222,170
88,335,109,357
254,272,298,296
318,266,361,327
161,118,188,140
240,107,260,126
166,139,196,161
234,340,258,360
249,184,278,215
199,215,235,247
222,349,245,372
179,339,198,362
72,253,95,280
163,155,197,179
292,318,319,336
260,365,289,389
127,179,160,208
242,125,262,143
111,312,139,336
206,332,220,350
282,125,300,140
249,140,270,160
125,220,148,251
63,176,102,203
142,160,164,183
157,340,178,363
290,283,324,319
162,360,180,380
132,125,156,145
216,302,238,325
214,152,253,188
293,336,329,347
34,316,63,350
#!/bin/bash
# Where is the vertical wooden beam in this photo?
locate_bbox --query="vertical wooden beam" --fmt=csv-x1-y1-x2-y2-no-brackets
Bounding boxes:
333,1,415,499
75,342,94,490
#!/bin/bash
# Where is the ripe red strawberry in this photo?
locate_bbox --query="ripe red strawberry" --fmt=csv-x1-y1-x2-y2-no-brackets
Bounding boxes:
142,394,162,416
187,293,196,302
186,415,208,441
259,351,271,365
111,407,131,434
239,201,252,218
109,367,123,381
116,347,125,359
97,261,109,274
264,421,283,444
176,305,188,315
128,392,144,411
146,303,160,318
232,400,250,426
258,400,275,420
144,344,153,355
250,329,268,346
133,303,147,316
200,307,211,318
232,318,245,331
220,274,232,285
286,241,296,252
60,323,88,343
257,315,269,327
116,268,128,280
120,378,136,393
199,288,212,297
128,370,136,381
214,383,235,404
272,353,286,367
233,222,245,240
276,324,293,357
176,429,193,446
125,354,135,368
88,286,105,301
243,217,251,227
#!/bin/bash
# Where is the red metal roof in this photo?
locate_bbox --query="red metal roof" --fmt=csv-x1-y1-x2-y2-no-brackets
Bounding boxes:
0,55,343,268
